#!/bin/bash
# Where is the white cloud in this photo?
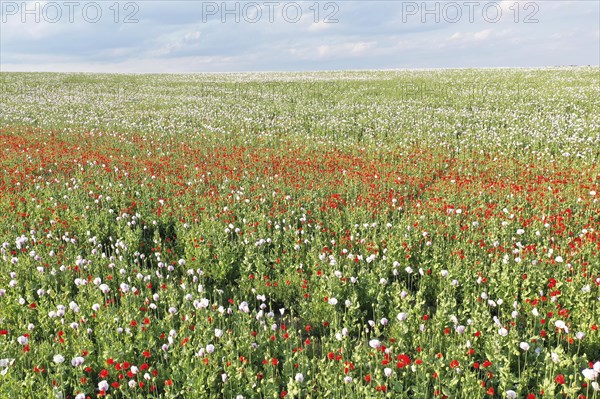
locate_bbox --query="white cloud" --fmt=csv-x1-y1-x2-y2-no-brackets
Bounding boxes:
288,40,376,61
307,21,332,32
350,41,376,54
2,55,247,73
447,29,493,46
1,0,598,71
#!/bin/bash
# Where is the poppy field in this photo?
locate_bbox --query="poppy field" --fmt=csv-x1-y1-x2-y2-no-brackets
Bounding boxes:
0,68,599,399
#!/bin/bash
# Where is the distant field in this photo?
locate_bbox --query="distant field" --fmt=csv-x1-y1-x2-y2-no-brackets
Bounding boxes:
0,68,598,399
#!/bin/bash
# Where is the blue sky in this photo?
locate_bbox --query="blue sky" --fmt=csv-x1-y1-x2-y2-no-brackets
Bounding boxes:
1,0,598,72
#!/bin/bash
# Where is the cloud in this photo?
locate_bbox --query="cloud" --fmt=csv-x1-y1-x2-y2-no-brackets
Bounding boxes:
449,29,492,44
307,21,331,32
286,39,377,61
1,0,598,71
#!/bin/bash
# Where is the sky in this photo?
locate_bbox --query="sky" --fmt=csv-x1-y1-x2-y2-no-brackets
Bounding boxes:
0,0,599,72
